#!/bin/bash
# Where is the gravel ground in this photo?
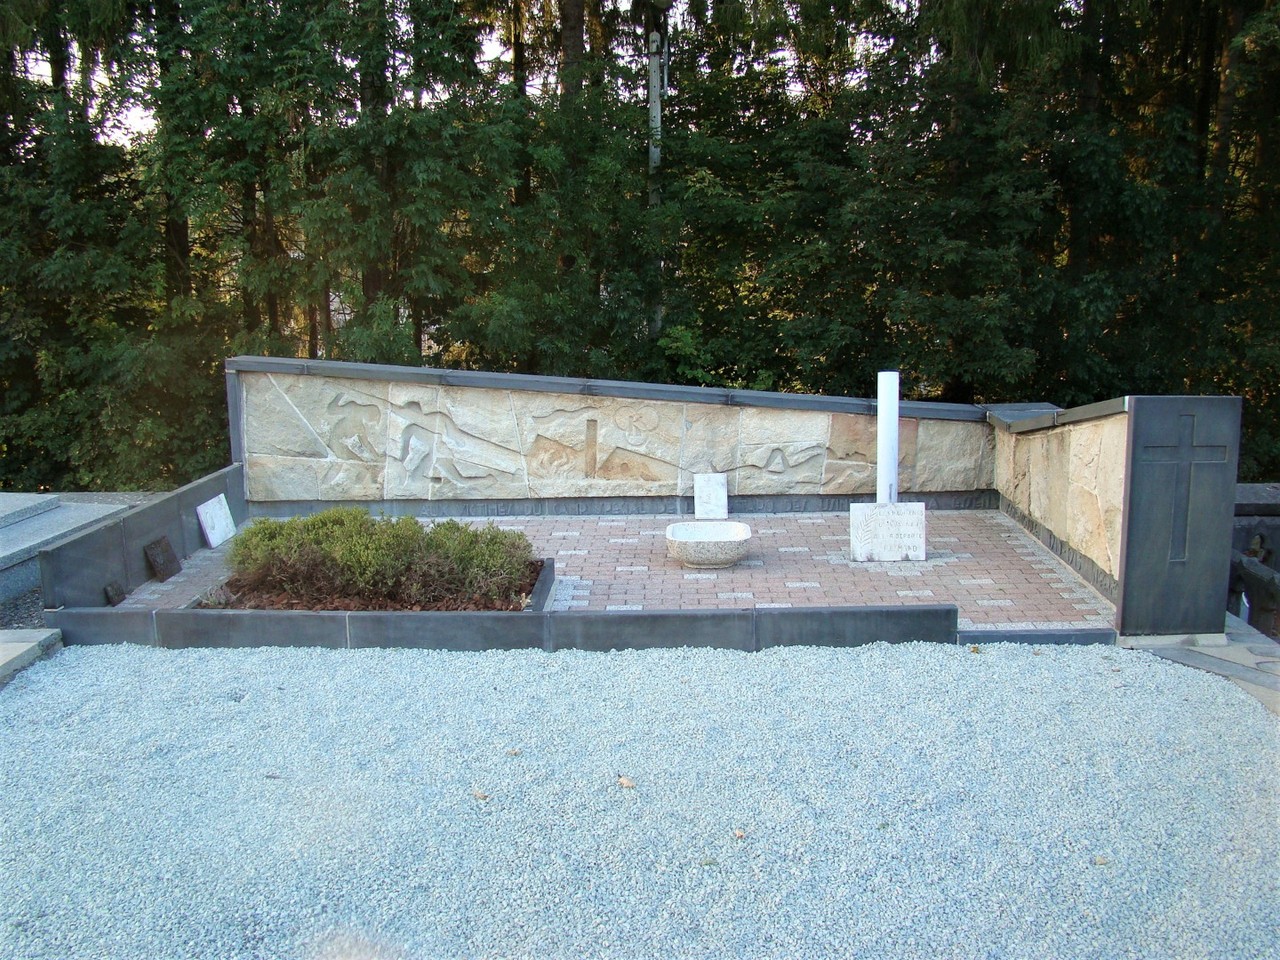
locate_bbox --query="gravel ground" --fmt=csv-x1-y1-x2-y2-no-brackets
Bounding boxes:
0,587,44,629
1,643,1277,960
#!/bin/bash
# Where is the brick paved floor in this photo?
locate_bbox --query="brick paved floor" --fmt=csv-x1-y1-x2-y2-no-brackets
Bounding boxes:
115,510,1115,632
511,510,1115,630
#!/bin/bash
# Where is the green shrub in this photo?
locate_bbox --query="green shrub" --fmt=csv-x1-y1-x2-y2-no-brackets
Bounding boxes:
227,508,536,609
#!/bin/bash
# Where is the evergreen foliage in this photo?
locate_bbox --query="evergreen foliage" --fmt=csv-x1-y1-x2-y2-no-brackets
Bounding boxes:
2,1,1277,486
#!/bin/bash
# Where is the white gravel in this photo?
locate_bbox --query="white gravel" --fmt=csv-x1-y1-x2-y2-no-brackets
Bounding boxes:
1,642,1277,960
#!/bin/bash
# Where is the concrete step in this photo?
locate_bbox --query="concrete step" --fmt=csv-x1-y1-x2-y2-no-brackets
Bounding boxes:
0,493,61,530
0,629,62,689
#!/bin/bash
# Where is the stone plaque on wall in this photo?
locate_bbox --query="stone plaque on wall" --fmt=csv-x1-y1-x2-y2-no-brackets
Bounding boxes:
849,503,927,562
196,494,236,548
693,473,728,519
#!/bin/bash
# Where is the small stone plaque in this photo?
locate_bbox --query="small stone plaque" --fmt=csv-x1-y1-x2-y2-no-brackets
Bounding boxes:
849,503,927,562
196,493,236,548
693,473,729,520
143,536,182,582
104,581,126,606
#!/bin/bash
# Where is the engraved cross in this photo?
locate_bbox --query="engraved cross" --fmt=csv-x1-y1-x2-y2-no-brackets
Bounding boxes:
1138,414,1227,562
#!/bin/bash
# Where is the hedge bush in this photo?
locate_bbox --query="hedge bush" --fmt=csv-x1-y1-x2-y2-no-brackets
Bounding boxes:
227,508,537,609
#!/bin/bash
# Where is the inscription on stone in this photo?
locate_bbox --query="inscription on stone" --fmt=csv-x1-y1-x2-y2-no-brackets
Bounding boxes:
849,503,927,562
196,494,236,548
143,536,182,582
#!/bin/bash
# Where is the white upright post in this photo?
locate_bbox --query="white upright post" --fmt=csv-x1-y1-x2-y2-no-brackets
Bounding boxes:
850,369,925,562
877,371,899,505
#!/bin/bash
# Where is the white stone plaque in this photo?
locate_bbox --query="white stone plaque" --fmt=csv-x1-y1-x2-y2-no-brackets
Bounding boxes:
196,494,236,548
849,502,926,562
693,473,729,520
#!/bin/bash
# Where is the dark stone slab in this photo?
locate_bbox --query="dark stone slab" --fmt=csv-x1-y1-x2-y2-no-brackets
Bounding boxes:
45,608,157,645
1118,396,1241,636
957,628,1117,646
1147,645,1280,692
527,559,556,612
983,403,1061,430
155,610,347,649
38,519,127,609
1236,484,1280,517
548,610,756,652
104,582,126,606
1054,397,1130,426
755,605,958,649
143,537,182,583
347,612,546,651
247,490,998,522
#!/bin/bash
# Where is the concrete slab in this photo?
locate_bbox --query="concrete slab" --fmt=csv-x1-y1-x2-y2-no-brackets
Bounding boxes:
0,629,62,688
0,500,130,569
0,493,60,529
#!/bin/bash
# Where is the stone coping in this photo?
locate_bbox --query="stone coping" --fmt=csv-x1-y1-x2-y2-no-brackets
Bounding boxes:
225,356,990,422
991,397,1130,434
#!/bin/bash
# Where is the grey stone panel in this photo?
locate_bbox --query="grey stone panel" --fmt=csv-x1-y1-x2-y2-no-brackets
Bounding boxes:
983,403,1061,430
122,497,186,588
226,369,245,465
1054,397,1130,426
1149,645,1280,692
0,558,39,603
224,356,989,421
175,464,248,549
1118,396,1242,636
45,608,157,645
224,356,309,375
957,628,1116,646
246,490,999,520
756,606,958,649
39,519,127,609
347,612,546,651
528,559,556,612
1236,483,1280,517
548,610,756,652
0,493,59,528
155,610,347,649
1000,496,1120,605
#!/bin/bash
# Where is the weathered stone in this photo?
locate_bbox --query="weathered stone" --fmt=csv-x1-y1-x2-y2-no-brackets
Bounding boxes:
245,455,385,501
144,537,181,582
519,394,681,497
693,473,729,520
849,503,927,561
242,373,388,462
196,494,236,548
736,409,828,495
679,405,741,494
666,520,753,568
823,414,917,495
913,420,994,491
386,385,527,499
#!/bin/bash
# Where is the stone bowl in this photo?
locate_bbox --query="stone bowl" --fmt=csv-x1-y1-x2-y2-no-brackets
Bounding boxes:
665,520,753,569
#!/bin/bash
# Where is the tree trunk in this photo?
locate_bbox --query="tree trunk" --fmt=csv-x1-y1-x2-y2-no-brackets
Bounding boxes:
560,0,586,96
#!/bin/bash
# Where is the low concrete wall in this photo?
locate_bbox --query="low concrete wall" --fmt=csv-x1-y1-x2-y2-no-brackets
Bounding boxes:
226,358,995,505
38,465,247,609
45,603,961,651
